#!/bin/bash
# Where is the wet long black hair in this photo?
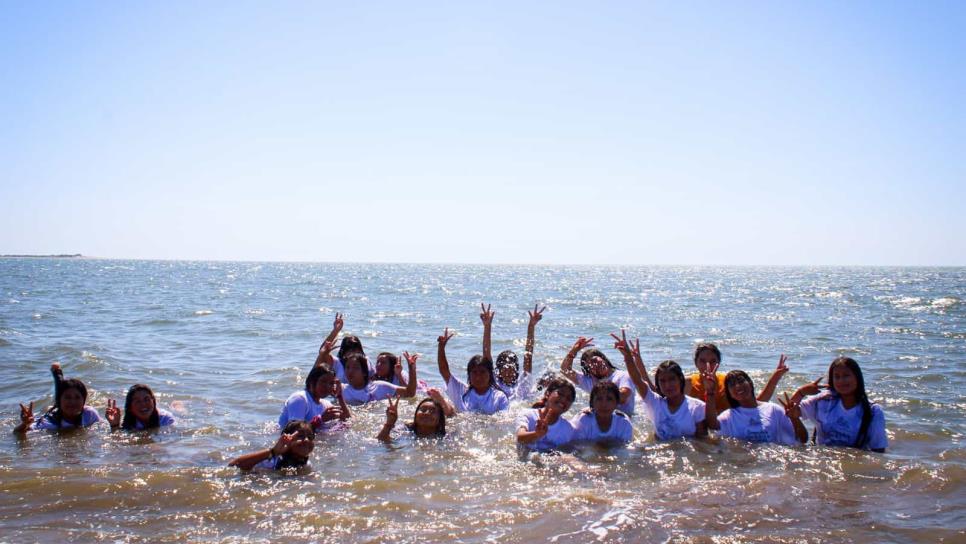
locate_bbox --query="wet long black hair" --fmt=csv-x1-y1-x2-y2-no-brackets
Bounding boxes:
44,378,89,428
579,349,616,376
337,335,365,361
121,384,160,430
463,355,497,400
405,397,447,437
828,357,874,449
533,377,576,409
305,364,335,400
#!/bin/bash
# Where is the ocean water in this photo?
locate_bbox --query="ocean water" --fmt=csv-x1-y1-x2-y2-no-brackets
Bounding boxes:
0,259,963,543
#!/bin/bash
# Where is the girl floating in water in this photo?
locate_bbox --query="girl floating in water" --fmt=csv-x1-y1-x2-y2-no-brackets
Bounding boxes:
376,394,447,441
105,384,176,431
613,331,707,441
229,420,316,471
515,376,576,452
340,352,417,406
279,364,350,429
14,363,101,433
481,303,545,402
704,367,807,445
791,357,887,452
560,337,636,416
437,327,509,415
684,343,789,412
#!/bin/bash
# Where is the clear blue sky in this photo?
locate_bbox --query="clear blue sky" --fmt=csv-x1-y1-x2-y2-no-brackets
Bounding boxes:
2,2,963,265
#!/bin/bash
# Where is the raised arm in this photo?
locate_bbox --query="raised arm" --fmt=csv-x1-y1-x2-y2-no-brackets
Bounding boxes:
757,354,789,402
702,362,722,430
399,352,418,398
436,328,455,384
376,396,399,442
332,381,351,420
313,313,343,367
480,303,494,362
393,354,408,386
612,331,650,399
561,337,594,384
105,399,121,431
790,376,825,405
524,304,546,375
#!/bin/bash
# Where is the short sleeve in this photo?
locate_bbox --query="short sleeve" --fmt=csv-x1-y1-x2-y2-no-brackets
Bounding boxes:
691,399,706,426
616,418,633,443
370,381,399,402
771,404,799,445
494,391,510,412
799,394,820,423
280,393,308,427
577,374,594,393
446,376,468,411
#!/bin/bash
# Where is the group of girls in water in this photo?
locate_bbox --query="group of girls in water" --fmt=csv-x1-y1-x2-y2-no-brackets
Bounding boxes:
11,303,888,472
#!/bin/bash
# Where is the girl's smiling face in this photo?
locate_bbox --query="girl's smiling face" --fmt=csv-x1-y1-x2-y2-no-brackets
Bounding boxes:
546,389,575,417
727,374,755,406
831,364,858,397
289,432,315,459
312,374,336,399
414,400,441,432
59,388,85,419
375,356,393,381
130,390,156,423
587,355,610,379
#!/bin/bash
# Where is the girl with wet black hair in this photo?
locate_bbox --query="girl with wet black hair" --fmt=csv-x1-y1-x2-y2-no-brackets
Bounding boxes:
613,331,707,441
571,381,633,446
229,420,316,471
376,395,448,442
560,337,636,415
279,364,350,430
791,357,887,452
705,369,807,445
14,363,101,433
104,384,176,431
481,303,546,402
516,376,576,452
437,328,509,415
312,313,376,382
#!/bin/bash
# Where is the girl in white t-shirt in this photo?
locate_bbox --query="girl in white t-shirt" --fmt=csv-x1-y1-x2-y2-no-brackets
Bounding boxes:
104,384,176,431
571,381,633,447
560,337,635,415
341,352,417,406
790,357,887,452
480,303,545,403
373,352,407,387
705,369,807,446
516,377,576,452
14,364,101,434
613,331,707,441
436,328,509,415
229,420,316,472
278,364,351,429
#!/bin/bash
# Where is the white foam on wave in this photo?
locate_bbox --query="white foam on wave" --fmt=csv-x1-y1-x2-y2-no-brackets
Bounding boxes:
194,310,214,316
931,297,959,308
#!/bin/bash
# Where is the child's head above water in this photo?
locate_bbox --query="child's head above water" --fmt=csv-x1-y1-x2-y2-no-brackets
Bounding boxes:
343,353,370,388
495,350,519,385
466,355,496,392
589,381,620,415
654,360,686,399
693,343,722,372
374,352,398,381
338,335,365,361
122,383,160,430
579,349,615,378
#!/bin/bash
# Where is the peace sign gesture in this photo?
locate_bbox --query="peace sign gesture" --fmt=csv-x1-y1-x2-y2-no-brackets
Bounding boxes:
437,328,455,346
105,398,121,429
610,329,632,359
403,351,419,367
479,303,494,326
19,401,34,426
385,395,400,428
700,358,720,393
534,406,550,438
778,392,802,420
527,304,546,328
775,354,789,378
569,336,594,355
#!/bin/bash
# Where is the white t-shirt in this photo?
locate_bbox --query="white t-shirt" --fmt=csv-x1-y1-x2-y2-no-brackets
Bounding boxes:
446,376,509,415
800,393,888,450
516,408,575,452
717,402,800,445
35,406,101,430
571,411,633,445
278,390,335,427
497,371,533,403
639,387,706,440
577,371,636,415
341,380,399,406
130,408,176,430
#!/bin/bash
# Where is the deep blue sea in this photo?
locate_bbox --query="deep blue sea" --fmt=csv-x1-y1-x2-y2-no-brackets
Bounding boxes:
0,259,963,542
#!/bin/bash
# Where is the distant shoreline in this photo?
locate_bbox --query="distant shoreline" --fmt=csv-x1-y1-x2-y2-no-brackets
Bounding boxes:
0,254,84,258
